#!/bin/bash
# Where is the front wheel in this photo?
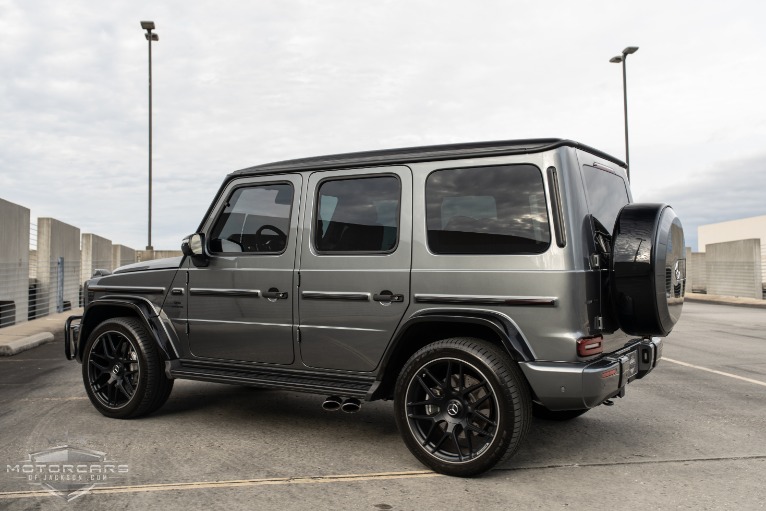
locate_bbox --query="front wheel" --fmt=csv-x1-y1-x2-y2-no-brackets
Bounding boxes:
82,317,173,419
394,338,531,477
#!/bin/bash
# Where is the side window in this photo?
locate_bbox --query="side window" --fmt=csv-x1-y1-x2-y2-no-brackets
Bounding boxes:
314,176,400,253
426,164,550,255
209,183,293,254
581,165,630,232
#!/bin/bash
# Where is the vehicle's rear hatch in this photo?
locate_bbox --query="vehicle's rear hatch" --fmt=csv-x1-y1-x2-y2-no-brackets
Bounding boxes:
580,162,635,353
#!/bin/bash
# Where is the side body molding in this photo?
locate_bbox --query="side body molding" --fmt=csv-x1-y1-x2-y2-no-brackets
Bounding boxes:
75,297,182,364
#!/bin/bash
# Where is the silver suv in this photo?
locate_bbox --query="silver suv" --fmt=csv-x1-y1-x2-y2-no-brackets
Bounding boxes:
65,138,685,476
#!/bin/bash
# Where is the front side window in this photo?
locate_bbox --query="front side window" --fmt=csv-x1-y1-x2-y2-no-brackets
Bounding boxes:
314,176,400,253
209,183,293,254
426,164,550,255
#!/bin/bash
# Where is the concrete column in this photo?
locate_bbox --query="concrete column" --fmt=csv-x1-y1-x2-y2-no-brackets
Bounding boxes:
112,245,137,269
137,249,182,262
0,198,30,326
82,234,113,282
36,218,81,314
685,247,693,295
689,251,707,293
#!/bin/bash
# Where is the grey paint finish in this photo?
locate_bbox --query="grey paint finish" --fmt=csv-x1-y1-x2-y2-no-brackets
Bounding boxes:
71,140,677,415
298,166,412,372
187,174,302,365
89,268,179,312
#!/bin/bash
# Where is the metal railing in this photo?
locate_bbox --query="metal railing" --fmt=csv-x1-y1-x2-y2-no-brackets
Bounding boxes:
1,260,83,327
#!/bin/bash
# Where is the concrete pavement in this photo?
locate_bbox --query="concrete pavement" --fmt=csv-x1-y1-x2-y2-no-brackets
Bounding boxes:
684,292,766,308
0,301,764,510
0,308,82,356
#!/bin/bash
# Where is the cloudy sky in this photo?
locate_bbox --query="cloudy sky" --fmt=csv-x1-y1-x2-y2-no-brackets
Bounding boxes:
1,0,765,251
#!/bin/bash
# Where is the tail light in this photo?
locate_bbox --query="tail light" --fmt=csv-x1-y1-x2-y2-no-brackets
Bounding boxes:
577,335,603,357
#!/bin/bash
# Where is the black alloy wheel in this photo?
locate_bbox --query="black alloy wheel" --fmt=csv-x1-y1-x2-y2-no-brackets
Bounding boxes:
87,329,140,409
82,317,173,419
395,338,531,477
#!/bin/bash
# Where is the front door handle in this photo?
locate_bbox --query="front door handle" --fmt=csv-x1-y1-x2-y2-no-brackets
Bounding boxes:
373,291,404,303
262,289,288,300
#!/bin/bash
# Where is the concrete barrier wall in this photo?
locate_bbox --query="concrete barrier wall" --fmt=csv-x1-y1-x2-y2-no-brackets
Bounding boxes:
137,249,183,262
699,215,766,286
36,218,81,314
81,233,113,282
706,239,762,299
113,245,136,269
0,198,30,326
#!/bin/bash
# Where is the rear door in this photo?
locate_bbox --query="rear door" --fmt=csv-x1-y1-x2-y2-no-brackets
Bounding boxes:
298,166,412,371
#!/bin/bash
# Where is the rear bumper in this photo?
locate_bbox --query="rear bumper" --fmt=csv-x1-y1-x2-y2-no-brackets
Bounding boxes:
519,337,663,411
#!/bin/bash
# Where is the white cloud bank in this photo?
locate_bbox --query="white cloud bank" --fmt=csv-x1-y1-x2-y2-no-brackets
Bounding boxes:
1,0,765,250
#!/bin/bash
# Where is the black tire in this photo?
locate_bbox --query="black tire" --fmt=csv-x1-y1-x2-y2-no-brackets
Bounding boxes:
532,402,589,421
611,203,685,336
82,317,173,419
394,338,531,477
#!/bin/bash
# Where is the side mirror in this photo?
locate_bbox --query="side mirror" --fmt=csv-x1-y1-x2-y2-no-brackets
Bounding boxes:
181,233,209,267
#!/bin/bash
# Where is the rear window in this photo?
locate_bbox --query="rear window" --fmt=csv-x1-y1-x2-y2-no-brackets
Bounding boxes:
581,165,630,231
426,164,550,255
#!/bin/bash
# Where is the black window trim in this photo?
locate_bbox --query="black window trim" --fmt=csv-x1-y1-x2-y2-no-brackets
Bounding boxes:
312,172,403,256
424,162,552,256
547,166,567,248
207,180,295,256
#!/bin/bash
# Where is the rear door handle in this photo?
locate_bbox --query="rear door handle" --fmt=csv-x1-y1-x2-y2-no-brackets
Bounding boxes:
373,291,404,303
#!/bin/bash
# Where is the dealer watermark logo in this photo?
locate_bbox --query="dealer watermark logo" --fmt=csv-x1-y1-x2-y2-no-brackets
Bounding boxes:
6,445,129,501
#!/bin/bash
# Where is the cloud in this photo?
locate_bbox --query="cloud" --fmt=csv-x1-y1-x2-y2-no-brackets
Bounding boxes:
1,0,765,252
641,153,766,251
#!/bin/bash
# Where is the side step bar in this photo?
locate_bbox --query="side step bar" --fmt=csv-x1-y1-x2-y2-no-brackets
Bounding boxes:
167,360,374,399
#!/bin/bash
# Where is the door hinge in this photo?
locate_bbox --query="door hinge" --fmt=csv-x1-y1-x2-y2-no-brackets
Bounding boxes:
594,316,604,331
185,322,190,335
297,271,301,288
296,328,301,343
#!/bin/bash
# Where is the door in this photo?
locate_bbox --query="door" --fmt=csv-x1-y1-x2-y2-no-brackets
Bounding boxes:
298,166,412,371
187,175,301,364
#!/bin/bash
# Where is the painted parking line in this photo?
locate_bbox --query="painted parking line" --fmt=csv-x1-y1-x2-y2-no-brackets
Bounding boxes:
0,470,441,500
664,357,766,387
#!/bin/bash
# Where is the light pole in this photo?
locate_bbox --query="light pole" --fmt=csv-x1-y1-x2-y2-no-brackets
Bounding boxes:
610,46,638,181
141,21,158,250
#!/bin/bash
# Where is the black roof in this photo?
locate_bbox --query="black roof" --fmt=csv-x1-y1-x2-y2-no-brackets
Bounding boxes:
229,138,626,177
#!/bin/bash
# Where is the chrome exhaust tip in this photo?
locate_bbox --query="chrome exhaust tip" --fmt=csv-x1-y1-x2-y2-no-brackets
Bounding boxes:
322,395,343,411
341,397,362,413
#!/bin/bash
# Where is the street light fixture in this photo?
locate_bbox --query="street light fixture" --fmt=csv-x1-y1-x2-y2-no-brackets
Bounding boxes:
610,46,639,181
141,21,158,251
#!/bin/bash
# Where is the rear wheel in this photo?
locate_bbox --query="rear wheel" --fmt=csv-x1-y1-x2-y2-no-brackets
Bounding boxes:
82,317,173,419
394,338,531,477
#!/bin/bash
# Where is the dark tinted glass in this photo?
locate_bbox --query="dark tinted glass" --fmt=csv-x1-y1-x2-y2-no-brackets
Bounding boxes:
426,165,550,255
209,183,293,254
315,176,400,253
581,165,629,232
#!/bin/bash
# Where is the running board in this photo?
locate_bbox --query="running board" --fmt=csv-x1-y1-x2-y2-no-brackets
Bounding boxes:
167,360,374,399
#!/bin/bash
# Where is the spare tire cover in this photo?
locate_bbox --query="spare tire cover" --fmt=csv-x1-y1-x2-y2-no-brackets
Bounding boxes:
610,203,685,336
